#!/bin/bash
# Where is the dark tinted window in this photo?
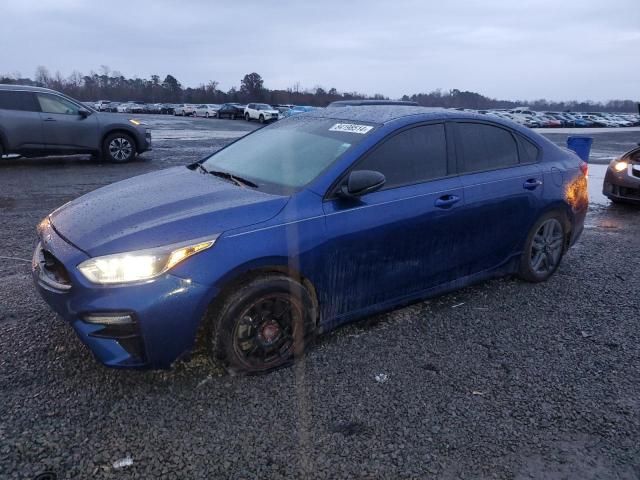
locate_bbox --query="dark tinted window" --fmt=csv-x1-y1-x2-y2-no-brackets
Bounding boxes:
0,90,39,112
516,135,539,163
456,123,519,173
358,124,448,189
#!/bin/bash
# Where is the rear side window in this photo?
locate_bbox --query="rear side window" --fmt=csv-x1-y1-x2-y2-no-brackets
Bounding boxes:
516,135,539,163
0,90,39,112
456,123,519,173
358,124,448,189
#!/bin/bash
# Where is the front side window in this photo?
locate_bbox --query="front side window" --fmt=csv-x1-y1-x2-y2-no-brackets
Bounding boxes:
356,124,448,189
36,93,80,115
456,123,519,173
0,90,39,112
202,117,376,191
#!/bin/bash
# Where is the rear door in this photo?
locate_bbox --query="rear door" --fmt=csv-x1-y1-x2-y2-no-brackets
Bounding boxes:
452,121,543,274
0,90,44,152
322,123,466,317
36,92,99,151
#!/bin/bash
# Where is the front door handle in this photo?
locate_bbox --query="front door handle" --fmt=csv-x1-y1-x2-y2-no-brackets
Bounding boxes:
523,179,543,190
435,194,460,209
43,117,56,122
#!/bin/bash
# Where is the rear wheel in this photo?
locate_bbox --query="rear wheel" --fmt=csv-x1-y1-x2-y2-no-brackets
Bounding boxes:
102,132,136,163
231,113,236,120
0,143,4,158
205,112,209,118
208,275,316,375
518,213,566,282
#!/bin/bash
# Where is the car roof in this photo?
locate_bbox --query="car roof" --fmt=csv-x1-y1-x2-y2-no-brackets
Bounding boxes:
304,105,487,125
0,83,58,94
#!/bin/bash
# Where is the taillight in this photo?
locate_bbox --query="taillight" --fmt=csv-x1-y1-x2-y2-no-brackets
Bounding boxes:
580,161,588,177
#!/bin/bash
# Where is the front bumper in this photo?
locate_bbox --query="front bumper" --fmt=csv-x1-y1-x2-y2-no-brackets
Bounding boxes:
137,129,152,153
32,222,215,369
603,164,640,204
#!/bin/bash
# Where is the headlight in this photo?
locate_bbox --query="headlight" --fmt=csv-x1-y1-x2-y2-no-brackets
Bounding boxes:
77,237,217,285
613,161,628,172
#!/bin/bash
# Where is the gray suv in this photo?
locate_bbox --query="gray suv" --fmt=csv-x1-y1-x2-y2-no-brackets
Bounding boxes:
0,85,151,163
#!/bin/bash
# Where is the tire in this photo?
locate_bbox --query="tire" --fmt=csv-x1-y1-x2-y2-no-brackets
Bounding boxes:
102,132,136,163
259,115,265,124
231,113,236,120
208,275,316,375
205,112,209,118
518,212,566,283
245,113,250,122
0,143,3,158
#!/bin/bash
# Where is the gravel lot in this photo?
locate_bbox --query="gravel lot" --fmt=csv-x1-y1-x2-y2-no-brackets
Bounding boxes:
1,116,639,479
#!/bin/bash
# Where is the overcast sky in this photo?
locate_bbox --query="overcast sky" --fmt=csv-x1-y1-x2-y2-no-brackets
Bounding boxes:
2,0,639,101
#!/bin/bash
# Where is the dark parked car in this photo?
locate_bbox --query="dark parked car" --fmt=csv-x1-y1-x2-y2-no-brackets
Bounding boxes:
217,103,245,120
33,106,587,373
0,85,151,162
603,144,640,204
160,104,175,115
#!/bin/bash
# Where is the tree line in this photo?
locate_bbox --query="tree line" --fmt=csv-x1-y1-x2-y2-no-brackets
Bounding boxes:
1,66,637,113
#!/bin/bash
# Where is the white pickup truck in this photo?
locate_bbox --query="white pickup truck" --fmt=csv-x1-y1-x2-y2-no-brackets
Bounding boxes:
244,103,280,123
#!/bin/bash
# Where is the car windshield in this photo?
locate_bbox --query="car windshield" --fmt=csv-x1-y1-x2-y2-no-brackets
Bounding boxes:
257,104,272,110
201,117,376,192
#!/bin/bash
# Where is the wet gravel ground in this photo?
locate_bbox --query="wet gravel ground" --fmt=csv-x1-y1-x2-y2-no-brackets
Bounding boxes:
1,116,639,479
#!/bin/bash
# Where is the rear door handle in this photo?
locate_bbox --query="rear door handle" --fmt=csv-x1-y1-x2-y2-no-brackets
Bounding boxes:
523,178,543,190
434,194,460,209
43,117,56,122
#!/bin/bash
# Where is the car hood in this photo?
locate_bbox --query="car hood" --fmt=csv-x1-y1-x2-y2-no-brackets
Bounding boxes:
50,166,288,257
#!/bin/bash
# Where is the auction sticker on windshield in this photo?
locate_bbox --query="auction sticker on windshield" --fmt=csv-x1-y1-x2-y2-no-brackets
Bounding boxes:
329,123,374,134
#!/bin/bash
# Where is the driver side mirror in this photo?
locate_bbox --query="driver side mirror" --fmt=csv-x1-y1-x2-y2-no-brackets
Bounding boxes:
78,108,91,118
338,170,386,198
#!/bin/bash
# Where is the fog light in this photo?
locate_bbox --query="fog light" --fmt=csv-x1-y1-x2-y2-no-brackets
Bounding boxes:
83,313,133,325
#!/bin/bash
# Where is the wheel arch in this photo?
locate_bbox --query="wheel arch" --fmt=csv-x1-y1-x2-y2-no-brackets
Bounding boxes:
101,128,139,152
528,201,574,251
191,261,322,357
210,263,320,325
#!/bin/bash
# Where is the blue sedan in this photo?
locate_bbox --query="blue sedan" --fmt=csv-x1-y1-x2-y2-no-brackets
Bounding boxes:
33,106,588,373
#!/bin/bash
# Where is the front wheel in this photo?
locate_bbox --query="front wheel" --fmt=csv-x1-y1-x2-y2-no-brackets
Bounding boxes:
208,275,316,375
102,132,136,163
231,113,236,120
245,113,250,122
259,115,265,124
518,213,566,282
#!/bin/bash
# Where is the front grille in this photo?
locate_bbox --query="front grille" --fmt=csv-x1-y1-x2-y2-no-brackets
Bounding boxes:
614,185,640,199
34,242,72,291
41,249,71,286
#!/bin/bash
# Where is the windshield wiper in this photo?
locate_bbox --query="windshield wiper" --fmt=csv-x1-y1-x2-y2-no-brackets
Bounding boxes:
207,170,258,188
195,163,209,174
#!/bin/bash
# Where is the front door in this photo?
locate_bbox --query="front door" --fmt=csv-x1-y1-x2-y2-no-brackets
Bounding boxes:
35,92,99,151
322,123,466,319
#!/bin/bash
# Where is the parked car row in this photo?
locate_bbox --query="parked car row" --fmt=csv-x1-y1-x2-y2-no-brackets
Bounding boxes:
90,100,318,121
467,107,640,128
